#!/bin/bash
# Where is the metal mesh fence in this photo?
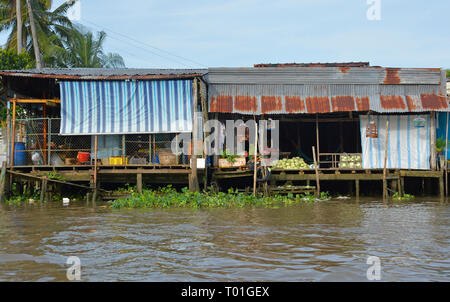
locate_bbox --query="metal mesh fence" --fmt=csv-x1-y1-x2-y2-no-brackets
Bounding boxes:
11,118,188,166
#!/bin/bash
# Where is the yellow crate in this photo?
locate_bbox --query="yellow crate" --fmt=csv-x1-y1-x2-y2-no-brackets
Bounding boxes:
108,156,128,165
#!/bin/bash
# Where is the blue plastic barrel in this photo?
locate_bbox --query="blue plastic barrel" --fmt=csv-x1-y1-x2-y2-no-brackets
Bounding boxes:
13,142,26,166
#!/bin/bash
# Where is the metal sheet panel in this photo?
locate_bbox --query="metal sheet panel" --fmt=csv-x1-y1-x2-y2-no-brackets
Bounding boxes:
208,67,448,115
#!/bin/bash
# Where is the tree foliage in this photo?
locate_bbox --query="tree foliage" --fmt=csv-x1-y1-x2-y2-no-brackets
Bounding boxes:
0,0,125,68
0,47,33,70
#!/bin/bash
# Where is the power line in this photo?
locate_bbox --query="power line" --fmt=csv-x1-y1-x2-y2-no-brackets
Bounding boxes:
80,18,207,68
95,28,195,68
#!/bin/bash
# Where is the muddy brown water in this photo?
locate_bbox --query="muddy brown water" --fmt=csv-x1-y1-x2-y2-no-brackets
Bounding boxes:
0,198,449,282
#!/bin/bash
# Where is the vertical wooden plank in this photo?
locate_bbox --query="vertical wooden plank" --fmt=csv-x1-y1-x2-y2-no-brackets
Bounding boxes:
93,135,98,201
40,177,47,203
383,120,389,200
355,179,360,200
430,112,437,170
137,173,143,193
253,120,258,196
312,146,320,196
445,112,449,196
190,78,199,192
11,99,16,167
439,174,444,200
0,162,6,202
315,114,320,162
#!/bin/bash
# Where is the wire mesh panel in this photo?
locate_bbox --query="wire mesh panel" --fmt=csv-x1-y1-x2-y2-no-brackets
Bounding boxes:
11,118,188,166
13,118,91,166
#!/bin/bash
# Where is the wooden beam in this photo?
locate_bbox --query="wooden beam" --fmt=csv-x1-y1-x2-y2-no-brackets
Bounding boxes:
11,98,60,104
97,169,192,174
7,170,109,191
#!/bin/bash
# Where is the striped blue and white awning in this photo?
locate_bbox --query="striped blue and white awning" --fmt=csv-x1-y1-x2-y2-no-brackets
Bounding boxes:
59,80,193,135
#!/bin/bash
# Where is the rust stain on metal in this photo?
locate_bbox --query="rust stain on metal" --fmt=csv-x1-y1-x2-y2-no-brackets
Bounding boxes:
420,94,448,110
355,96,370,111
405,96,421,111
261,96,282,113
234,96,258,112
338,67,351,73
305,96,330,113
380,95,406,109
331,96,355,112
383,68,401,84
285,96,305,113
210,96,233,113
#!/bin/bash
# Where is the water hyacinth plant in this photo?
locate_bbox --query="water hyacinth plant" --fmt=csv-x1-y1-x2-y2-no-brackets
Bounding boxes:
109,186,321,209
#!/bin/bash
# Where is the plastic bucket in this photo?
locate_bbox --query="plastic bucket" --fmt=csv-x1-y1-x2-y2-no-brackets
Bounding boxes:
77,152,90,163
13,142,26,166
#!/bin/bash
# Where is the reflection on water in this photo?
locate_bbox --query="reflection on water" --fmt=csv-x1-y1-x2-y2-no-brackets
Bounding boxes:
0,198,449,281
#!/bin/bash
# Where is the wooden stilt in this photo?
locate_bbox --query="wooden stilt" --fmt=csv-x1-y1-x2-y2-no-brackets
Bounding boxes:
137,173,143,193
355,179,360,200
383,120,389,200
439,175,444,200
445,112,449,196
0,162,6,202
253,120,258,196
312,146,320,196
40,177,47,203
190,78,199,192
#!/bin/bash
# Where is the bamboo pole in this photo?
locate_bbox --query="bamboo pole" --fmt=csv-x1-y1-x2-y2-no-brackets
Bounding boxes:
445,112,449,196
383,120,390,200
312,146,320,197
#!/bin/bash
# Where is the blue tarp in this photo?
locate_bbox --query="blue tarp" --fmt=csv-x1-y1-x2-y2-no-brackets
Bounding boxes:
59,80,193,135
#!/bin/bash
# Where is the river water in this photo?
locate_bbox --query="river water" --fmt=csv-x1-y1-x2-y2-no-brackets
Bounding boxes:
0,198,448,282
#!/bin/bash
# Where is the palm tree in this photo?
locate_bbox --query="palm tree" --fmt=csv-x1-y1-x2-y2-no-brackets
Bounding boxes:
54,26,125,68
25,0,41,67
0,0,74,66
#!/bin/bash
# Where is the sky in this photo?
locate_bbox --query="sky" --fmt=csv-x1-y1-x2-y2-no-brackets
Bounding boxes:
1,0,449,69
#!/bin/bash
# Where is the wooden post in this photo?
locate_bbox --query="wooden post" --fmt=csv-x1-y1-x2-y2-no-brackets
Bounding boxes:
439,174,445,200
445,112,449,196
40,177,47,203
383,120,389,200
200,80,209,191
430,113,437,170
315,114,320,161
253,120,258,196
355,179,360,200
93,135,98,202
137,173,143,193
190,78,199,192
312,146,320,196
10,99,16,167
149,134,152,164
0,162,6,202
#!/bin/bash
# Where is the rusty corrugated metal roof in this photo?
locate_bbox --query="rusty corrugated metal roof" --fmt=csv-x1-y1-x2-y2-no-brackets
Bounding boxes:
0,68,207,80
254,62,371,68
207,67,448,114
